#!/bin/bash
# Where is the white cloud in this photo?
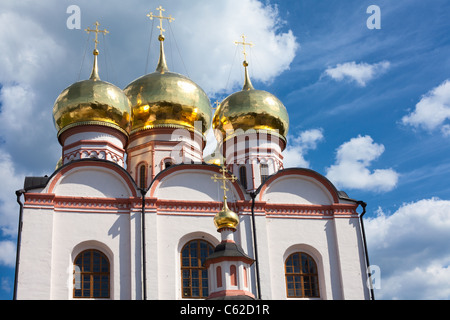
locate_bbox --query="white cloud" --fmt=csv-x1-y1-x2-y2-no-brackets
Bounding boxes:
0,9,64,172
365,198,450,299
402,79,450,135
325,135,399,192
0,152,27,237
1,276,12,294
283,128,324,168
0,11,63,86
0,240,16,267
136,0,299,96
324,61,390,87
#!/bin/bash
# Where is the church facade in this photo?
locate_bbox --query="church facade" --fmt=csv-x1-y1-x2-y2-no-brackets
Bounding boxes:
14,12,371,300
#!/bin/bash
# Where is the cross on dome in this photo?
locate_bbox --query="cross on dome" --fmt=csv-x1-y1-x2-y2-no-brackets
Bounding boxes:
211,164,237,200
234,34,255,90
85,21,109,54
147,5,175,38
234,34,254,64
84,21,109,80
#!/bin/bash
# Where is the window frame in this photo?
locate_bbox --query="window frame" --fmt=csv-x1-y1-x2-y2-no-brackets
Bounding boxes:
180,239,214,299
73,249,110,299
260,163,269,184
284,252,320,298
139,164,147,189
239,165,248,189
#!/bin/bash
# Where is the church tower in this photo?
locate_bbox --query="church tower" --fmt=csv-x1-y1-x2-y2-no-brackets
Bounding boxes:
53,22,131,169
123,7,212,189
205,166,254,300
212,35,289,192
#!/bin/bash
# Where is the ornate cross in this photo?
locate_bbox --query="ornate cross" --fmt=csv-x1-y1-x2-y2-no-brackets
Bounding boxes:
211,164,237,199
85,21,109,52
147,5,175,37
234,34,254,62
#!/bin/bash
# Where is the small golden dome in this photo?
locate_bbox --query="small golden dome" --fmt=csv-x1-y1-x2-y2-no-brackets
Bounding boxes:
212,61,289,145
214,197,239,231
53,53,131,138
123,36,211,136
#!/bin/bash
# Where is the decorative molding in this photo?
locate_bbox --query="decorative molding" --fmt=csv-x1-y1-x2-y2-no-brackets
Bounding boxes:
23,191,358,218
258,168,341,203
47,161,138,197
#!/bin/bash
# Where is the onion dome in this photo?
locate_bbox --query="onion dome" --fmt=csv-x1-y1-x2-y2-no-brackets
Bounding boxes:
213,196,239,231
52,48,131,139
212,60,289,145
123,34,212,136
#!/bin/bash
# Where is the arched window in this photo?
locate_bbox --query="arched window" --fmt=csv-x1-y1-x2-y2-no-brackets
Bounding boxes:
239,166,248,189
285,252,319,298
165,160,172,169
216,266,222,288
73,249,110,298
243,266,248,288
230,265,237,286
139,164,146,189
181,239,214,298
260,163,269,184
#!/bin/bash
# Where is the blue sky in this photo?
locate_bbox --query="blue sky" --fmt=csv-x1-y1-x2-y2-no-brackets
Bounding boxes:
1,0,450,300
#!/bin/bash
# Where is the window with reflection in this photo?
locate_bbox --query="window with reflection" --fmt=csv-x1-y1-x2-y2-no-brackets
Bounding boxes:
260,163,269,184
139,164,146,189
181,239,214,298
285,252,319,298
73,249,110,298
239,166,248,189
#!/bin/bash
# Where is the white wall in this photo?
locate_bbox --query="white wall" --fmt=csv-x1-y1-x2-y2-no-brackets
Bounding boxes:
17,163,368,300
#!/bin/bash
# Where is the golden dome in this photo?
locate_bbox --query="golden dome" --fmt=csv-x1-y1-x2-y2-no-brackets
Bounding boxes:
123,36,212,136
212,61,289,144
213,197,239,231
53,51,131,138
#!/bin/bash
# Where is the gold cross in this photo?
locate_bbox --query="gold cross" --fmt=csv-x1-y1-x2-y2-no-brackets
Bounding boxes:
147,5,175,37
211,164,237,199
234,34,254,62
85,21,109,52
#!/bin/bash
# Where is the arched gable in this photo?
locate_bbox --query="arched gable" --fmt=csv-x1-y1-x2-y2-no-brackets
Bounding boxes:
47,159,138,198
258,168,340,205
149,164,246,202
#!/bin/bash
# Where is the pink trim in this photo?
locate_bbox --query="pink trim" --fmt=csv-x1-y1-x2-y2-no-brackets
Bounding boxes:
64,140,125,155
24,193,55,207
216,266,222,288
155,199,222,213
220,239,236,243
48,161,137,197
205,255,254,268
149,164,246,200
230,265,237,286
258,169,340,203
59,125,128,147
243,266,248,288
208,289,255,300
135,161,148,188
